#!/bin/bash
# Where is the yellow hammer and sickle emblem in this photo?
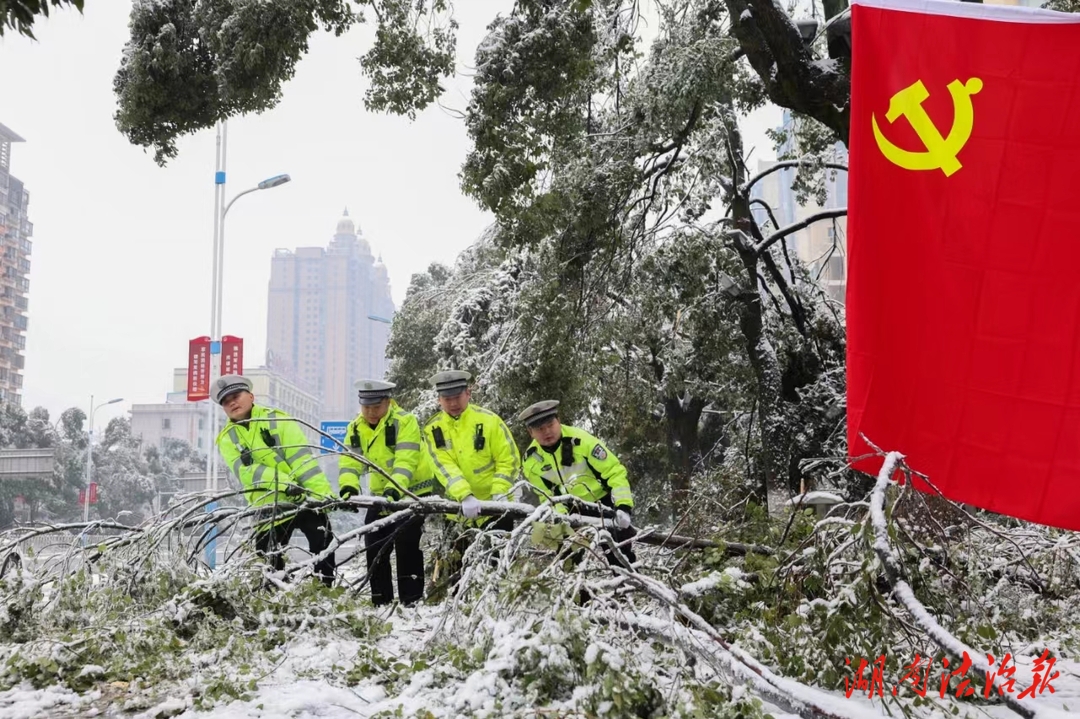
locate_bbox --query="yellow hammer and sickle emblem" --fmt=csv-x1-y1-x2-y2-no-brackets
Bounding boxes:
872,78,983,177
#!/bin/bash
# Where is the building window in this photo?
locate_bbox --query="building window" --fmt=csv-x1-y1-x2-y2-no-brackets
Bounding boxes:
198,418,205,430
822,256,845,283
162,418,171,430
198,437,204,449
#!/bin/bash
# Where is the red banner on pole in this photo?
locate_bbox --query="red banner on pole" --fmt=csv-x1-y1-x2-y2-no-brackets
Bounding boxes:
79,483,98,506
187,336,212,401
221,335,244,377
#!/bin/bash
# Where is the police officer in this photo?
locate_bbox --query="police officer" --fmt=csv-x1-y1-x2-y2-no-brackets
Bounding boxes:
339,379,435,607
422,370,521,527
518,400,637,565
214,374,339,586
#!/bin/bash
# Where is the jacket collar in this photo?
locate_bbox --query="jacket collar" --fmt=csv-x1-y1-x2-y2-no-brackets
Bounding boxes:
365,399,401,433
230,403,269,430
443,403,473,423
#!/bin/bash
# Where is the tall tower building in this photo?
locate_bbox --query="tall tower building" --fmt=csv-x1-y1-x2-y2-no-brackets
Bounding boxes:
750,110,848,303
0,123,32,405
266,209,395,421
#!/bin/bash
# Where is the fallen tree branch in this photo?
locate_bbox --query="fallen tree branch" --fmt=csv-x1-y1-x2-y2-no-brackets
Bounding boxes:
868,452,1042,719
619,574,882,719
257,495,776,581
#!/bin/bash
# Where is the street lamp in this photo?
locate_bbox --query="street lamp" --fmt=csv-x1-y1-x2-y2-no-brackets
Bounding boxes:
202,121,292,570
257,174,291,190
204,121,292,499
367,314,393,324
83,396,123,523
205,171,291,494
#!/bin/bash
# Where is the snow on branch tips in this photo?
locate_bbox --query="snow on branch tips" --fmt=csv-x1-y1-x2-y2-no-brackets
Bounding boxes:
869,451,1045,719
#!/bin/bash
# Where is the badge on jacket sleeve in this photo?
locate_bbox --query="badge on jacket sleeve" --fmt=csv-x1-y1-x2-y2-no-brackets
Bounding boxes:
591,444,607,460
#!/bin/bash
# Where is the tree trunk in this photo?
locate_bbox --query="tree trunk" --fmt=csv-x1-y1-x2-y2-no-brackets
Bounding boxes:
665,395,705,513
724,121,790,506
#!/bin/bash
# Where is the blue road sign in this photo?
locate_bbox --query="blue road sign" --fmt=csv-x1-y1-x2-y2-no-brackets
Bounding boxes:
320,421,350,454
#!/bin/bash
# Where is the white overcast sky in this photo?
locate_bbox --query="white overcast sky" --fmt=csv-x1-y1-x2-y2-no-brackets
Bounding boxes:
0,1,779,424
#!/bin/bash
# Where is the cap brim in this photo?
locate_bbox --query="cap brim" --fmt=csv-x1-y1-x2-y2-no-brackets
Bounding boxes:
525,410,558,428
359,396,388,406
217,388,249,405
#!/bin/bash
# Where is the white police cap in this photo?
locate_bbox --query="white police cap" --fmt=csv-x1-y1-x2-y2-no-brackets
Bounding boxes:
354,379,396,406
518,400,560,428
213,374,253,405
429,369,471,397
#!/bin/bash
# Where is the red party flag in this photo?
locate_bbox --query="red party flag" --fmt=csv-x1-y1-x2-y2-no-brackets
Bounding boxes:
847,0,1080,530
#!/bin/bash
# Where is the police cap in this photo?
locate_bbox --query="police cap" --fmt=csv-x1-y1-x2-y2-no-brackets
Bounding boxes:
429,370,472,397
213,374,253,405
354,379,396,406
518,400,560,428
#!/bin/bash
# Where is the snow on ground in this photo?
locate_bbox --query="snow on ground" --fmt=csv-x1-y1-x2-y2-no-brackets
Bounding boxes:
0,599,1076,719
0,685,88,718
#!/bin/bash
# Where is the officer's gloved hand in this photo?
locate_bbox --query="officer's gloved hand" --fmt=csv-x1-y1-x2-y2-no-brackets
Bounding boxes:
460,495,481,520
339,485,360,512
240,448,253,467
284,482,305,499
383,486,403,503
616,508,632,529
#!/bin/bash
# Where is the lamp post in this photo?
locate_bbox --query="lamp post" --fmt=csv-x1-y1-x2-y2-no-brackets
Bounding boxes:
83,396,123,523
204,121,291,498
202,121,291,570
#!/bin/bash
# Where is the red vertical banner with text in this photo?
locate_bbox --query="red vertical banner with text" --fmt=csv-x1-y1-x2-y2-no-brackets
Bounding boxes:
79,483,99,506
187,336,212,401
221,335,244,377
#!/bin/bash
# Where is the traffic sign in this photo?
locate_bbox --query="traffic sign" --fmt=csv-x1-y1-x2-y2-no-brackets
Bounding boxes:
320,421,350,454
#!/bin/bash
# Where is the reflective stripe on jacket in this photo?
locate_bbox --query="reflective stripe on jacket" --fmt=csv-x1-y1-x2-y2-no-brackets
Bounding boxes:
339,400,435,497
216,405,332,527
423,404,520,522
522,424,633,513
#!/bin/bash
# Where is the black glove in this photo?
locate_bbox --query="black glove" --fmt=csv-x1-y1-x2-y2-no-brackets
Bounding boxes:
339,485,360,512
284,482,304,499
240,448,253,467
383,486,402,503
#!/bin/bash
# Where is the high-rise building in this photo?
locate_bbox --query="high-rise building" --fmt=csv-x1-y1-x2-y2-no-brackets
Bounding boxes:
0,123,32,406
266,210,395,421
751,111,848,303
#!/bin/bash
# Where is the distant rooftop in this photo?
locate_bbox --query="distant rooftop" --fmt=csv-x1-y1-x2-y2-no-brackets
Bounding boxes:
0,123,25,144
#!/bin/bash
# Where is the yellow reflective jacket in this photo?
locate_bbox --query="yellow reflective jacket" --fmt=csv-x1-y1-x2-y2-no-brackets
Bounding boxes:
522,424,634,514
339,400,435,498
216,405,333,527
423,403,521,508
